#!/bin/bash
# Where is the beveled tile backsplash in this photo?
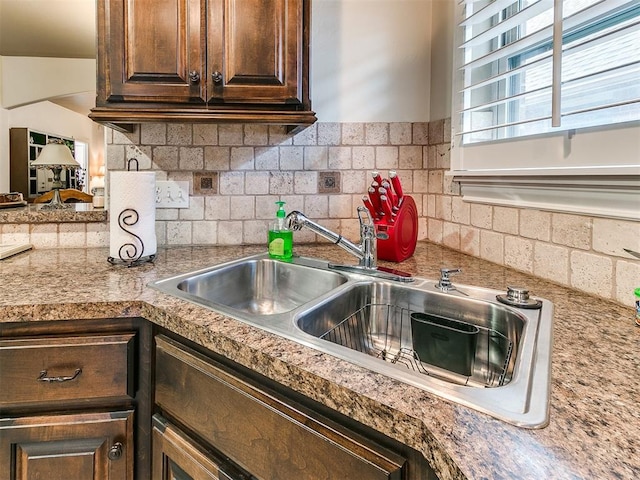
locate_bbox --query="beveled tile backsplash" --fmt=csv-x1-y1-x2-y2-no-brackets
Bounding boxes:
2,120,638,308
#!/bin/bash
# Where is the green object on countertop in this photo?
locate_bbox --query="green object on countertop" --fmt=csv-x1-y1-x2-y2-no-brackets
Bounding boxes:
635,287,640,326
268,201,293,260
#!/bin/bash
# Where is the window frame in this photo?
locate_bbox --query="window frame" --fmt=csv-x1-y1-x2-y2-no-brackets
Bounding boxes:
450,0,640,221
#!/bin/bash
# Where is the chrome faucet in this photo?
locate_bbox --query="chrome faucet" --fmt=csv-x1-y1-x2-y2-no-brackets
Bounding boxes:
285,208,413,282
286,207,377,268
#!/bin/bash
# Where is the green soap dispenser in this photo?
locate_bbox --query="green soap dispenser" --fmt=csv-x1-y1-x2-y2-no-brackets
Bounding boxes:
268,201,293,260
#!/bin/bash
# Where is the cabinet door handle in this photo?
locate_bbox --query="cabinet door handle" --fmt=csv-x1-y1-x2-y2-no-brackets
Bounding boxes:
108,442,123,460
37,368,82,383
212,71,223,83
189,71,201,84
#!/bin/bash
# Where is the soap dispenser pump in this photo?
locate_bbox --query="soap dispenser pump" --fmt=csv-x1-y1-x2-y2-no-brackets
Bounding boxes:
268,201,293,260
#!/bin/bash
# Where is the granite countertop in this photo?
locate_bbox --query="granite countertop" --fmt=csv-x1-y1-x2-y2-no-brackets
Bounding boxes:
0,243,637,479
0,203,107,223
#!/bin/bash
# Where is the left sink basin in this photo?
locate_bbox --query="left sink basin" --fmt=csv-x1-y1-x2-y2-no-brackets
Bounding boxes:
150,254,348,316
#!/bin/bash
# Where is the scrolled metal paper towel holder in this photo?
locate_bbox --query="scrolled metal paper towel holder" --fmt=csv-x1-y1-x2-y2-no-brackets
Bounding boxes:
107,158,156,267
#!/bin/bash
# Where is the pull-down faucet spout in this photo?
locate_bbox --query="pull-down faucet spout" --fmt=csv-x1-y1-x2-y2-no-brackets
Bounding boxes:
286,207,377,269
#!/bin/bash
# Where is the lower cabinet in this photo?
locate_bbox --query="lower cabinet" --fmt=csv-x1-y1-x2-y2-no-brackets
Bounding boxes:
0,318,152,480
0,411,133,480
154,334,409,480
152,415,251,480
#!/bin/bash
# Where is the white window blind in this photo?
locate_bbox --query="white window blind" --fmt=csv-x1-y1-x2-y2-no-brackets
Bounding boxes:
456,0,640,145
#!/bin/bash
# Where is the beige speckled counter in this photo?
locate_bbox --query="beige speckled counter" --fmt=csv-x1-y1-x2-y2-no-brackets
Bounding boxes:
0,243,638,479
0,203,107,223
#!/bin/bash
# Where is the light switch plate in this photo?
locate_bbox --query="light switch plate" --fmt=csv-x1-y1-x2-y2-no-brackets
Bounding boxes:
156,180,190,208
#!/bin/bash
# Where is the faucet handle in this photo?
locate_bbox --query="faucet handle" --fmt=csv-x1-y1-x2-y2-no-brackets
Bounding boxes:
357,206,373,226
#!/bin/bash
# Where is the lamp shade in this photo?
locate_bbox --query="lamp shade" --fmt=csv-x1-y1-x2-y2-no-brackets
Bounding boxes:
31,143,80,167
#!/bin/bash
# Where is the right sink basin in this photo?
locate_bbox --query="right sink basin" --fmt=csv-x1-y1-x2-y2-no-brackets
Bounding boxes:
293,279,553,428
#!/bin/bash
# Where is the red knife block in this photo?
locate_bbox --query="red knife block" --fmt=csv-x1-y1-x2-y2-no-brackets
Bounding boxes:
375,195,418,263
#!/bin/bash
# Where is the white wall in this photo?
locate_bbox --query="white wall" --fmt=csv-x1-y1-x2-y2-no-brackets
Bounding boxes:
312,0,431,122
0,56,95,109
0,101,103,192
429,0,454,121
0,56,98,192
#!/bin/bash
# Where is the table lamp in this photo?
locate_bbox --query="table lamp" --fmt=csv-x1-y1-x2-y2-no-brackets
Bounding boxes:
31,141,81,209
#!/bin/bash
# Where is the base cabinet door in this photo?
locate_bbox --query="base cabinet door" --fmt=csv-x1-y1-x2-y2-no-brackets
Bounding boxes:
152,415,250,480
0,410,134,480
155,335,405,480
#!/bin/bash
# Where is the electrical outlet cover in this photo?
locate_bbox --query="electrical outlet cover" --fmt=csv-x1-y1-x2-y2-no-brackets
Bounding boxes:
156,180,190,208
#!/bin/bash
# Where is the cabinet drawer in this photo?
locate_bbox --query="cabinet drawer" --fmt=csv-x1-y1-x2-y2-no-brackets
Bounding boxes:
155,335,404,480
0,333,135,408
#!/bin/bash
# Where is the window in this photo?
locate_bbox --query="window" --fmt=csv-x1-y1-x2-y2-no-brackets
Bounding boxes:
451,0,640,220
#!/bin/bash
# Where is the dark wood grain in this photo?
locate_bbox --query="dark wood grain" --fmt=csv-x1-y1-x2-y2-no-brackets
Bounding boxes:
155,335,405,480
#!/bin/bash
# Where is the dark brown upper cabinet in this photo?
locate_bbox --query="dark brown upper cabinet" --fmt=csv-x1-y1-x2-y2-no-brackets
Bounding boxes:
90,0,316,132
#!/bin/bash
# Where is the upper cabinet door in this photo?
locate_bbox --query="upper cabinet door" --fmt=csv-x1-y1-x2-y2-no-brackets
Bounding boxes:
206,0,304,105
99,0,205,103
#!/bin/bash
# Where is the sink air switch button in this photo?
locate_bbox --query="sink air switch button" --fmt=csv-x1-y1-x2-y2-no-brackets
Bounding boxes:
497,286,543,309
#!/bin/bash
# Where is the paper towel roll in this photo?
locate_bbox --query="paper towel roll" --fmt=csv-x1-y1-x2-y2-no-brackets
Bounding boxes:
109,171,157,262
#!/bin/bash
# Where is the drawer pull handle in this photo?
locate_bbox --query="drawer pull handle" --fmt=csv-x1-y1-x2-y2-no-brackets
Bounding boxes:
37,368,82,383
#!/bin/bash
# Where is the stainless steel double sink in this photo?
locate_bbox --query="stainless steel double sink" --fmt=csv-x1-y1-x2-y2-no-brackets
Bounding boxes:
149,253,553,428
